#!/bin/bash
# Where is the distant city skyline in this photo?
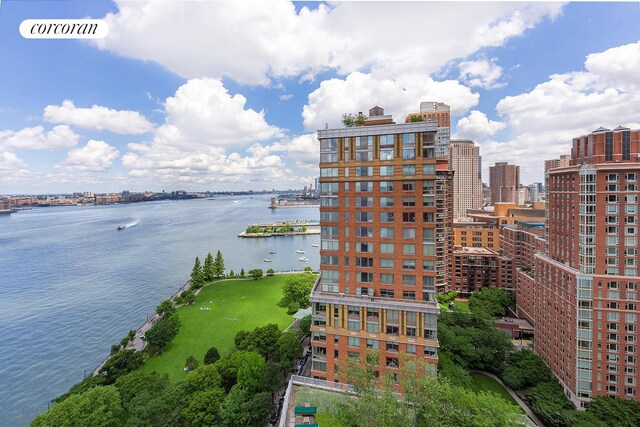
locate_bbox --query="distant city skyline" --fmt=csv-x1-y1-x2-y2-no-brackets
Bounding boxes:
0,1,638,193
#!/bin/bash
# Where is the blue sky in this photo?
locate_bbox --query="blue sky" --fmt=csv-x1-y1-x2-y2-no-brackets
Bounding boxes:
0,1,638,194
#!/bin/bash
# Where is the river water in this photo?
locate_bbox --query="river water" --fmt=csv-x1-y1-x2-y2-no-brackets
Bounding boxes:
0,195,319,426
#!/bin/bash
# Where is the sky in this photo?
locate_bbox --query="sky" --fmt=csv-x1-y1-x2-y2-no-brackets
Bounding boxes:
0,1,638,194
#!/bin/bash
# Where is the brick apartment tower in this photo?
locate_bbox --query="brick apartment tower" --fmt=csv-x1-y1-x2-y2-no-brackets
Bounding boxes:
544,154,571,173
490,162,520,205
310,105,453,384
536,126,640,407
449,139,483,220
405,101,451,159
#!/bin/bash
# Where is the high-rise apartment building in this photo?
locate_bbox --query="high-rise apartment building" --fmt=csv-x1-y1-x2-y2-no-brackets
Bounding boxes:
405,101,450,159
490,162,520,204
449,139,483,220
310,105,452,384
535,126,640,407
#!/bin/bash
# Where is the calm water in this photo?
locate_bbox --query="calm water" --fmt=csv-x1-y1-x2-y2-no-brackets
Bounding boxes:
0,196,319,426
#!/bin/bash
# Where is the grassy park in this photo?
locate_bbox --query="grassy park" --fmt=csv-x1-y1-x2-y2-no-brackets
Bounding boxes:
142,274,294,381
469,373,524,413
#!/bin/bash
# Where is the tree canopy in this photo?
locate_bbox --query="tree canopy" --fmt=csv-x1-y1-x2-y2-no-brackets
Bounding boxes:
468,287,514,317
279,273,316,310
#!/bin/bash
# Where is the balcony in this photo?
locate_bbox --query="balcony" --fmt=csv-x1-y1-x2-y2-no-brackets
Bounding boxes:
309,274,440,314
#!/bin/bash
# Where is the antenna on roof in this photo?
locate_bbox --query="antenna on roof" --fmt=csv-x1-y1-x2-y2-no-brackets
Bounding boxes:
325,123,328,130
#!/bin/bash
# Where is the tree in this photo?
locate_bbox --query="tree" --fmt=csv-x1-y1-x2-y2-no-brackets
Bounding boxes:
156,299,175,317
526,381,575,427
437,353,472,388
304,265,313,272
248,269,263,280
32,385,126,427
266,268,275,276
342,112,356,127
301,225,307,232
409,115,424,122
213,250,225,278
185,364,222,393
219,385,272,427
501,348,553,390
203,252,215,281
99,349,144,384
114,370,184,427
277,331,302,362
182,388,225,427
190,256,204,289
468,287,514,317
586,396,640,427
237,324,282,361
145,314,180,355
204,346,221,365
239,268,245,277
279,273,316,310
185,355,199,371
298,314,311,338
237,352,266,393
229,269,235,277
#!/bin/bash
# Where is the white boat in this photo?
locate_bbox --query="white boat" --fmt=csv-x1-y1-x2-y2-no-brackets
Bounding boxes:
117,225,126,230
233,200,240,204
263,259,272,262
296,249,305,254
299,257,309,261
311,244,319,247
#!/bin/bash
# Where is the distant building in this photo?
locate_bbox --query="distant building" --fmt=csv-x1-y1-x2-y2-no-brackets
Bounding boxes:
544,154,571,173
451,247,513,295
490,162,520,204
405,101,451,158
449,139,482,220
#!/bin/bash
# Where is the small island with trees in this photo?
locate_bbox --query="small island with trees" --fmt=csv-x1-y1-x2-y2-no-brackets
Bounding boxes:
238,220,319,238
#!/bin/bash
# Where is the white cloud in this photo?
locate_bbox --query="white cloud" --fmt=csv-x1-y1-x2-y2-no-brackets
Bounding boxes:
62,140,120,172
302,72,479,131
0,147,27,172
279,94,293,101
94,1,562,85
161,78,283,148
0,125,79,150
458,59,505,89
483,41,640,184
44,100,154,135
118,78,305,187
455,110,506,140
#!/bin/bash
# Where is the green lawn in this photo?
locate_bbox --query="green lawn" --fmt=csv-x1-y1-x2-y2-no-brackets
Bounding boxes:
469,373,524,414
294,387,349,427
452,300,471,312
141,275,295,381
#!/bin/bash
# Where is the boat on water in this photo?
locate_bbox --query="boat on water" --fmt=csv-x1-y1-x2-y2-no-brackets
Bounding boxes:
268,250,276,254
296,249,305,254
117,225,126,230
263,259,272,262
233,200,240,204
299,257,309,261
311,244,319,247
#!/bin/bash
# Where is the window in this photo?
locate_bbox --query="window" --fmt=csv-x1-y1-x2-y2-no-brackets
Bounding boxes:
606,132,613,161
406,344,416,355
402,244,416,255
380,165,394,176
402,275,416,286
356,242,374,253
423,164,435,174
403,259,416,270
402,228,416,238
380,148,394,161
380,227,395,238
380,212,395,223
356,166,373,177
402,212,416,223
320,167,338,177
386,342,399,352
380,274,394,284
402,181,415,191
380,181,394,191
381,243,395,254
348,337,360,347
402,197,415,207
355,226,373,237
380,258,395,269
402,165,416,175
356,212,373,222
380,289,395,298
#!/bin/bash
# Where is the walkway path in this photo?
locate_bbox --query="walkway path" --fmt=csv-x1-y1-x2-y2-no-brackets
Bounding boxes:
469,369,545,427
